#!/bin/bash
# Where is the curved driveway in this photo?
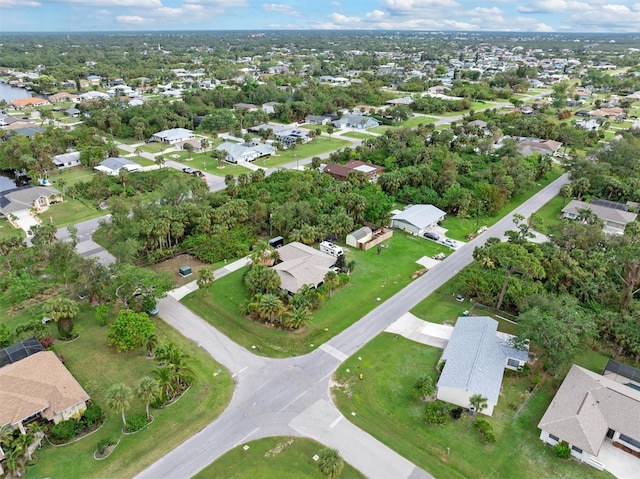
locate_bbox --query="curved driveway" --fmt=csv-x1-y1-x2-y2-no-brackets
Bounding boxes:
134,173,569,479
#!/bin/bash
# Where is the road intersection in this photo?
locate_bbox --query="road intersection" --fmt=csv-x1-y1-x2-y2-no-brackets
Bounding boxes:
133,174,569,479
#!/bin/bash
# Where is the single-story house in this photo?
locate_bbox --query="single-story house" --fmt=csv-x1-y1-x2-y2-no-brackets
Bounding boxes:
151,128,195,145
215,142,275,164
6,126,45,138
175,139,204,153
94,157,141,176
517,139,563,157
305,115,330,125
538,364,640,469
0,350,89,433
272,241,337,294
77,91,110,101
385,96,414,106
275,128,311,146
391,204,446,236
576,119,600,131
436,316,529,416
10,97,49,109
0,185,62,219
346,226,373,248
64,107,81,118
332,114,380,130
47,92,78,103
561,200,637,235
323,160,384,182
52,151,81,169
262,102,279,115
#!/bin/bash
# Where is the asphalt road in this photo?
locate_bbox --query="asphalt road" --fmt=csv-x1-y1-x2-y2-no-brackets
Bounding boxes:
134,173,569,479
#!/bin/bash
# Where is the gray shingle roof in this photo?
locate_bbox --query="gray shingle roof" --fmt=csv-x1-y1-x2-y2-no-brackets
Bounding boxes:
437,316,506,405
99,157,138,171
392,204,446,230
538,365,640,455
0,186,61,215
349,226,372,241
562,200,637,226
273,242,336,293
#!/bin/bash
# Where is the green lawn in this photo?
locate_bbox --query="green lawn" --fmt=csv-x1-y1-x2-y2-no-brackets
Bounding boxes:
45,197,106,228
532,195,566,234
27,306,234,479
183,233,449,357
194,436,366,479
332,334,613,479
127,155,155,167
50,167,96,186
440,167,564,241
139,143,167,154
0,218,25,240
264,137,351,168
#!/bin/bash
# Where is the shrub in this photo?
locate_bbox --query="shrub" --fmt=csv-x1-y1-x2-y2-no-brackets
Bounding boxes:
125,414,148,432
450,407,463,420
83,404,103,426
474,418,497,444
424,401,451,426
555,442,571,459
95,304,111,327
96,437,114,454
39,335,55,349
50,420,79,441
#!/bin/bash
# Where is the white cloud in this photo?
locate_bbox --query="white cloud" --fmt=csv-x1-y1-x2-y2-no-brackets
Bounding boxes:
262,3,300,16
330,12,361,24
184,0,248,6
365,9,385,20
0,0,41,6
49,0,162,6
383,0,461,14
116,14,146,24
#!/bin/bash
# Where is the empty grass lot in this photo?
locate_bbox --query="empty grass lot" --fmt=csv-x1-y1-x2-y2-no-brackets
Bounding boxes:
340,131,376,140
194,436,366,479
532,195,566,234
0,219,25,240
264,137,351,168
46,197,105,228
332,334,613,479
182,233,449,357
28,305,233,479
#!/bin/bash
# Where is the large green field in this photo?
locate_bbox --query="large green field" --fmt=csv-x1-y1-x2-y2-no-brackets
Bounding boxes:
46,197,105,228
182,233,449,357
332,334,613,479
194,436,366,479
263,137,351,168
22,305,233,479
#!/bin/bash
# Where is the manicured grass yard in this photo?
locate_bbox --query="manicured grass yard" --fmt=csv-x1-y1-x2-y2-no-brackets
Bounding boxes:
50,166,96,186
46,197,106,228
194,436,366,479
264,137,351,168
532,195,566,234
332,334,613,479
27,305,233,479
341,131,375,140
183,233,449,357
440,167,564,241
0,218,25,240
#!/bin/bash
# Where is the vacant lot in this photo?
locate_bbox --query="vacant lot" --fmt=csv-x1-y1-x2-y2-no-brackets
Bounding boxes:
194,436,366,479
150,254,210,288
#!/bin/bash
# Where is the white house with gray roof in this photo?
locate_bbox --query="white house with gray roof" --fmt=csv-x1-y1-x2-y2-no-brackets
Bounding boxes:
94,157,141,176
272,242,337,294
52,151,81,169
538,364,640,472
215,142,275,164
151,128,195,144
391,204,446,236
436,316,529,416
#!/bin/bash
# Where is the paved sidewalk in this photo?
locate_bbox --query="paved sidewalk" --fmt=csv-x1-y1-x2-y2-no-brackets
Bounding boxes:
168,256,250,301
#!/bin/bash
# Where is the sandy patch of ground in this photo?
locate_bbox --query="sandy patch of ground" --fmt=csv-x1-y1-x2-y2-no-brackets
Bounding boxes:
150,254,210,287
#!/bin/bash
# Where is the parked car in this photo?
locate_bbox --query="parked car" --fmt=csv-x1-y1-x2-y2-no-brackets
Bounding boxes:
442,238,456,248
145,305,159,316
145,137,155,143
423,231,440,241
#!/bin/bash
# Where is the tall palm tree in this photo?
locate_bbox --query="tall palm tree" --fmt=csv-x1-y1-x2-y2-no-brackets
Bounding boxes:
106,383,132,428
153,366,176,400
257,293,284,325
13,430,35,461
144,333,158,358
317,447,344,479
136,376,160,421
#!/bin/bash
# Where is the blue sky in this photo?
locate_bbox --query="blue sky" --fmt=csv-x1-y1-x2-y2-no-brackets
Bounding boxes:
1,0,639,33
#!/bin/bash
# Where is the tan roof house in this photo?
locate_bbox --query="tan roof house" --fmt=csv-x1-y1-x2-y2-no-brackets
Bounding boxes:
0,185,62,221
561,200,637,235
48,92,78,103
272,242,337,294
0,351,89,433
538,365,640,473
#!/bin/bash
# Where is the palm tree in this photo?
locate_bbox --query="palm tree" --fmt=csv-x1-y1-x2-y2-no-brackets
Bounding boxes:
136,376,160,421
153,366,176,400
197,267,215,296
144,332,158,358
468,393,488,427
155,154,165,169
200,138,210,151
559,183,573,206
183,142,194,160
283,306,312,330
134,146,142,158
323,270,340,298
106,382,132,428
257,293,284,325
13,429,35,461
42,297,80,339
317,447,344,479
413,375,435,400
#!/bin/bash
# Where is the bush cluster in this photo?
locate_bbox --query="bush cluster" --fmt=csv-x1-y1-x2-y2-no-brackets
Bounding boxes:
50,420,81,441
555,442,571,459
423,401,451,426
125,414,148,432
96,437,115,455
83,404,103,427
474,418,497,444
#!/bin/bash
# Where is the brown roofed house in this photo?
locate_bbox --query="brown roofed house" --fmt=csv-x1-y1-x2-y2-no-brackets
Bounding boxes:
323,160,384,182
10,97,49,109
0,351,89,432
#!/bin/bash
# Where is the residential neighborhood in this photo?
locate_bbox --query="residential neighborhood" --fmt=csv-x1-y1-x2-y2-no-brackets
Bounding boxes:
0,25,640,479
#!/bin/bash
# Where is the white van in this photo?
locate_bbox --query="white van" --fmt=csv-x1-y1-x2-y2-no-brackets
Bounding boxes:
319,241,344,257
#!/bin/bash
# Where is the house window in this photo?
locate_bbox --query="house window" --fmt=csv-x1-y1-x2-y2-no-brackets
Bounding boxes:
549,434,560,442
507,358,520,368
571,446,583,454
619,434,640,450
